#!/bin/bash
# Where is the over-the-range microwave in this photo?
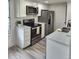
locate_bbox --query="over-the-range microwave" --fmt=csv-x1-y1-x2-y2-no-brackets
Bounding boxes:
26,6,38,15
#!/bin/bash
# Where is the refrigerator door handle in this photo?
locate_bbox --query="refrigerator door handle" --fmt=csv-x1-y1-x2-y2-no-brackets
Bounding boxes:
48,19,51,25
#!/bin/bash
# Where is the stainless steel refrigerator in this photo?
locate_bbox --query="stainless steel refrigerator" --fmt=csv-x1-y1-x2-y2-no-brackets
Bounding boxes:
38,10,54,36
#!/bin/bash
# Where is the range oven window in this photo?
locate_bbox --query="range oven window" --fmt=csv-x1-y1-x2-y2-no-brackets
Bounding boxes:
31,26,41,39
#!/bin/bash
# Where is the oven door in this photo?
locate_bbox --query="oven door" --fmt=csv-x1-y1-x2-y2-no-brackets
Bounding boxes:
31,27,41,39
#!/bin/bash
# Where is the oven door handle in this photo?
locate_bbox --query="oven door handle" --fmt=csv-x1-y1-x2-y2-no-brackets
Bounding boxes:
32,27,37,30
32,26,41,30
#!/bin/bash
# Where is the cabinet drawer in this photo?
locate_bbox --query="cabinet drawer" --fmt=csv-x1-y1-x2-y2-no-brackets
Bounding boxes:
24,31,31,48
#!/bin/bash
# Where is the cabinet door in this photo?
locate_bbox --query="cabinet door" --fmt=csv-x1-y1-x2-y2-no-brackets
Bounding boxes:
24,28,31,48
46,39,70,59
15,0,20,17
15,0,26,17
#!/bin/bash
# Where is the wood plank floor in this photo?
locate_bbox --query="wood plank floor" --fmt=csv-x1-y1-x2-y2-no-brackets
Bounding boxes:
8,39,46,59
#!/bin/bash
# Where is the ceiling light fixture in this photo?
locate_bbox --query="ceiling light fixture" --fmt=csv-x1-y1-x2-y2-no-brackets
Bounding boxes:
44,1,49,3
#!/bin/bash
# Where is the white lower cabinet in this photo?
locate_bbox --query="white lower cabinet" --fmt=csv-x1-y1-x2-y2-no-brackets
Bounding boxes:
16,26,31,49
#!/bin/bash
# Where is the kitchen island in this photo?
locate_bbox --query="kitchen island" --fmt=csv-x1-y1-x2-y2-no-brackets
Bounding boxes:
46,30,71,59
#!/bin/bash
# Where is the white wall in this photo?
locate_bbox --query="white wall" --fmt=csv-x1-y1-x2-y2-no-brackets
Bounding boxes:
48,3,66,30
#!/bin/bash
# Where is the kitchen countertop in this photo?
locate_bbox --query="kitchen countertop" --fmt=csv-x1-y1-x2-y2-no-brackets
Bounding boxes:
46,30,71,46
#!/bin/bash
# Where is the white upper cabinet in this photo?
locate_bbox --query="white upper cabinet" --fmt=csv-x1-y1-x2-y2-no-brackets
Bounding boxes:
15,0,38,17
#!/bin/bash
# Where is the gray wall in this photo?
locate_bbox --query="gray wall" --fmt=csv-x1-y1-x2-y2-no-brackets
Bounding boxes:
48,3,66,30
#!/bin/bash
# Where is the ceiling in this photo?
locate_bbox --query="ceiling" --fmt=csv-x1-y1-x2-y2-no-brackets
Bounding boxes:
27,0,71,4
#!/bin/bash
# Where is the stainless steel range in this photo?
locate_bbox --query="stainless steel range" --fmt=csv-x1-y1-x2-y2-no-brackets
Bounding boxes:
23,19,42,45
